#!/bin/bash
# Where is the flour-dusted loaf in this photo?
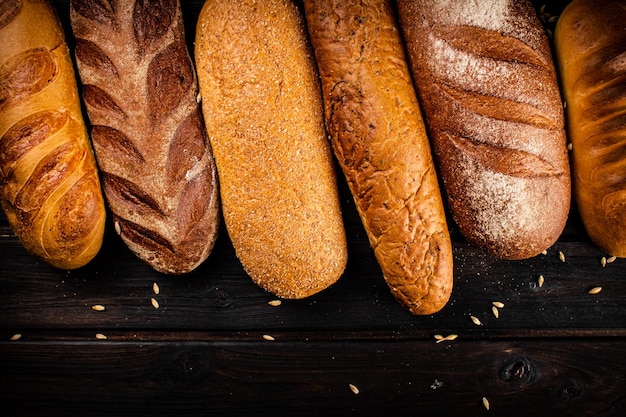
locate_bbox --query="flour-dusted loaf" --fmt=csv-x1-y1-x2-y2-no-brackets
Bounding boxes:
195,0,348,299
555,0,626,258
70,0,220,274
396,0,571,260
0,0,106,270
303,0,453,314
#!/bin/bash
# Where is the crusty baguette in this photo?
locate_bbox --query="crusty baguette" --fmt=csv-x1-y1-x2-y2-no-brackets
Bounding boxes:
303,0,453,314
195,0,348,299
555,0,626,258
397,0,571,260
0,0,106,270
70,0,220,274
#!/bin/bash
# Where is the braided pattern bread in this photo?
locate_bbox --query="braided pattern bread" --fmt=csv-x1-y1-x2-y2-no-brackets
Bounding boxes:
70,0,220,274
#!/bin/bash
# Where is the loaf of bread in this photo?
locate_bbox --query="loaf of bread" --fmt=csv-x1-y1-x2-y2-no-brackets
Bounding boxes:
396,0,571,260
555,0,626,258
0,0,106,270
303,0,453,314
70,0,220,274
195,0,348,299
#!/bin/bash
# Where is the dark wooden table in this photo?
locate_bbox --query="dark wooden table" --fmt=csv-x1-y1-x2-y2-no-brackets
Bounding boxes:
1,1,624,416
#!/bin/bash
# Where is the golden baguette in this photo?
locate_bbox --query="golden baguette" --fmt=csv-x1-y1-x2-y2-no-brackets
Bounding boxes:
304,0,453,314
555,0,626,257
0,0,106,269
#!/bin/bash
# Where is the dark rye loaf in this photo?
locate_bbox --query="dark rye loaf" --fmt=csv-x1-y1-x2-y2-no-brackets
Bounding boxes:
70,0,220,274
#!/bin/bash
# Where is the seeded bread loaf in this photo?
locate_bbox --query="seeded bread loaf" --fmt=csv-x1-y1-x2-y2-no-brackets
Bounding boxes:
70,0,220,274
0,0,106,269
555,0,626,258
303,0,453,315
195,0,348,299
397,0,571,260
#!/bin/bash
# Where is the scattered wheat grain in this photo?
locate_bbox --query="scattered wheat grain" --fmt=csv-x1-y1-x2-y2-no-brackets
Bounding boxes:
151,297,159,309
10,333,21,341
538,275,545,288
268,300,282,306
492,306,500,319
470,315,482,326
588,287,602,295
492,301,505,309
96,333,107,340
92,304,105,312
349,384,360,395
153,282,160,295
444,334,458,342
434,334,458,343
483,396,490,410
263,334,275,341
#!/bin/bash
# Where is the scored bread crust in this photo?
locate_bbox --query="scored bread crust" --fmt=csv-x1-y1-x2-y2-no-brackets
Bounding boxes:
304,0,453,315
555,0,626,257
70,0,220,274
195,0,348,299
0,0,106,270
397,0,571,260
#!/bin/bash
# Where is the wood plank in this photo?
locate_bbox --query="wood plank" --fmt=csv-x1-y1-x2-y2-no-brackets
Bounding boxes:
1,338,624,417
2,198,625,335
2,209,625,334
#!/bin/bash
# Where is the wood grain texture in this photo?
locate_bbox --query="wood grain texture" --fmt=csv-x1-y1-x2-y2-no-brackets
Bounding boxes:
0,338,625,416
0,1,624,416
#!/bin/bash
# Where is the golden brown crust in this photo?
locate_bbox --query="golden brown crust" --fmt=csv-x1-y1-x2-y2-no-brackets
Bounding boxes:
397,0,571,260
555,0,626,257
0,0,106,270
303,0,453,315
195,0,348,299
70,0,220,274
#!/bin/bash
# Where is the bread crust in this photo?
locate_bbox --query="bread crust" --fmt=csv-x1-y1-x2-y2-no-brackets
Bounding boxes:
555,0,626,257
0,0,106,269
195,0,347,298
70,0,220,274
304,0,453,314
397,0,571,260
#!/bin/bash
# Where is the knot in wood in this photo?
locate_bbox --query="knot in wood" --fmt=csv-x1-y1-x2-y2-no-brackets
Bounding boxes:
499,357,534,384
210,288,233,308
561,381,581,399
